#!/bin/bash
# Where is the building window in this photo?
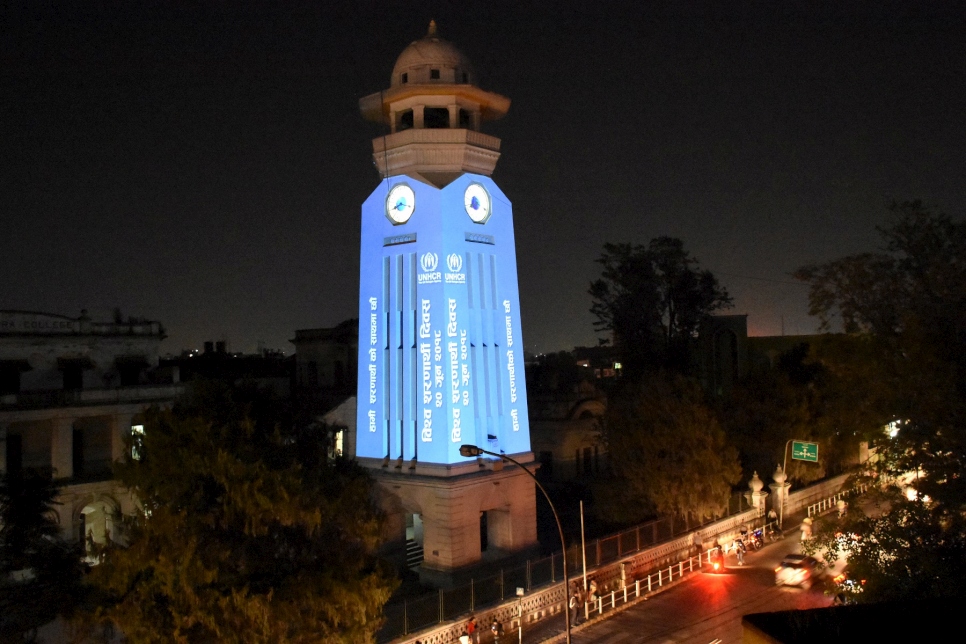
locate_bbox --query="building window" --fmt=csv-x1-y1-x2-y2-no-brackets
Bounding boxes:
430,68,440,80
479,511,488,551
399,109,413,131
459,109,471,129
582,447,592,476
0,361,24,394
116,358,147,387
63,365,84,390
401,72,408,83
307,361,318,388
462,71,468,83
424,107,449,129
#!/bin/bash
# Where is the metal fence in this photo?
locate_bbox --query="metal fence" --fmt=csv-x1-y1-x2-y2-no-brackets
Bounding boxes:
376,490,757,642
806,481,870,518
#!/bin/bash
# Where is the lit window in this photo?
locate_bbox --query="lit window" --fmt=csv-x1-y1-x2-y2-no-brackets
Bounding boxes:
131,424,145,460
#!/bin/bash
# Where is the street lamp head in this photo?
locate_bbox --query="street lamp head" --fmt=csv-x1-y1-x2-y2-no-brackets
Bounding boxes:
459,444,483,457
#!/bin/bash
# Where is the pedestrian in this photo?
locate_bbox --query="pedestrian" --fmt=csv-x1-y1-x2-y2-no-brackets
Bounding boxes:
736,539,745,566
467,614,478,644
569,590,580,626
490,617,504,643
458,630,469,644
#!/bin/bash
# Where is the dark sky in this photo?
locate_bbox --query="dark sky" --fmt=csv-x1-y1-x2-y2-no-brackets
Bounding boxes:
3,1,965,355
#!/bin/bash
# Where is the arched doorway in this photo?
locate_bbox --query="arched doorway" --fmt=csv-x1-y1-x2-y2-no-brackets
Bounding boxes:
78,498,118,562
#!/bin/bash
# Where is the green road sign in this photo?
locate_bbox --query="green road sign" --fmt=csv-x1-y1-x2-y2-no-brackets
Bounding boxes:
792,440,819,462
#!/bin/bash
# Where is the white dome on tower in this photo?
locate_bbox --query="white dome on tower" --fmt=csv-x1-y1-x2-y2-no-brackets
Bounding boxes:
391,21,475,87
359,21,510,186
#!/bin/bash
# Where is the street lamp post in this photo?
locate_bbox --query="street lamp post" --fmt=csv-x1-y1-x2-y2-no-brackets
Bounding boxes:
459,444,571,644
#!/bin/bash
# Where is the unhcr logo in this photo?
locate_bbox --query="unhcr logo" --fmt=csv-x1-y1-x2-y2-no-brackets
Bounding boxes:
445,253,466,284
446,253,463,273
418,251,441,284
421,252,439,272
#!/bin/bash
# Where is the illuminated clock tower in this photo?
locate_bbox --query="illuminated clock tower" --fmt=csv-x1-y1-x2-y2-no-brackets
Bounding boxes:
356,22,536,581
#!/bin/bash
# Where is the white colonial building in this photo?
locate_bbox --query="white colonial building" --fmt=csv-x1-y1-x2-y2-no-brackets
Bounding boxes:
0,310,181,548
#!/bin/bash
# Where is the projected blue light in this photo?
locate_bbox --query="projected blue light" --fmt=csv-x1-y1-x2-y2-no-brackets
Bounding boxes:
356,174,531,465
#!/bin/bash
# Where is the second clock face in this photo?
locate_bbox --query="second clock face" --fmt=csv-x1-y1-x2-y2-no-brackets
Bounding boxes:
386,183,415,224
464,183,491,223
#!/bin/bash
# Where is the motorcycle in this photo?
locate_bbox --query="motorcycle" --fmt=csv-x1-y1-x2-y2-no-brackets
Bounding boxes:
710,548,725,573
750,528,764,550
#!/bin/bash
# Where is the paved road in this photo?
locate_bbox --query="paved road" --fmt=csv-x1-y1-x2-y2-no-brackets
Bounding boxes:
537,532,833,644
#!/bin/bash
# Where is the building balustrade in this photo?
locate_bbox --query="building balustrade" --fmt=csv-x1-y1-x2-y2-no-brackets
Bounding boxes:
0,384,184,410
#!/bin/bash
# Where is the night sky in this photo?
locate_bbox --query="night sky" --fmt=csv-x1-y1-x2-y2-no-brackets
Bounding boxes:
4,1,965,355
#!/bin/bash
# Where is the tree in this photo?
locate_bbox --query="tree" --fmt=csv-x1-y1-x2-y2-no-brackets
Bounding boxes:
795,201,966,515
0,470,84,639
596,374,741,526
81,381,396,643
719,339,872,486
589,237,732,376
796,201,966,602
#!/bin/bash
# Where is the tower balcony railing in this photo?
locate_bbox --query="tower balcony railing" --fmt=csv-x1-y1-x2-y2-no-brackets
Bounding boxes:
0,384,185,410
373,127,501,153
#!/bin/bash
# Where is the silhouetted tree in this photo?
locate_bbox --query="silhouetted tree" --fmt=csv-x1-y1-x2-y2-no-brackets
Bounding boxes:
0,471,84,639
596,374,740,526
589,238,732,376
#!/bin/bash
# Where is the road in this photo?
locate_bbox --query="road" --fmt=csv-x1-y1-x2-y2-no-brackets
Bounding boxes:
560,533,834,644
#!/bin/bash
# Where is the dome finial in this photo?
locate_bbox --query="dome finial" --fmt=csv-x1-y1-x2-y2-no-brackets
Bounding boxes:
427,20,437,37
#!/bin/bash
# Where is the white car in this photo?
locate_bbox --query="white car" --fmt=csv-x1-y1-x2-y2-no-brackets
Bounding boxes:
775,554,819,589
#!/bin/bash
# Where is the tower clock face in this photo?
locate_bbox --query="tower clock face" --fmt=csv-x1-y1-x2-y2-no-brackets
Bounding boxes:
464,183,491,223
386,184,415,224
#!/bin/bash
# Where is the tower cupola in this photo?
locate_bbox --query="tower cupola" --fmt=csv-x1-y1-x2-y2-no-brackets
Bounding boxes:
359,21,511,187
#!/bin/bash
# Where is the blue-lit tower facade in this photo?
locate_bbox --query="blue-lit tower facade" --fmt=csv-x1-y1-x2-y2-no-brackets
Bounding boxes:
357,23,536,579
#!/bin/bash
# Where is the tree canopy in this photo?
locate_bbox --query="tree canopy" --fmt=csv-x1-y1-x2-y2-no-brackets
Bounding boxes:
596,374,741,526
796,201,966,602
719,338,873,486
589,237,732,376
82,380,396,643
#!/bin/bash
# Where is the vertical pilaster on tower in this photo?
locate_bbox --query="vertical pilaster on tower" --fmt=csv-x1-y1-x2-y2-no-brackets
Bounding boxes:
355,23,538,582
